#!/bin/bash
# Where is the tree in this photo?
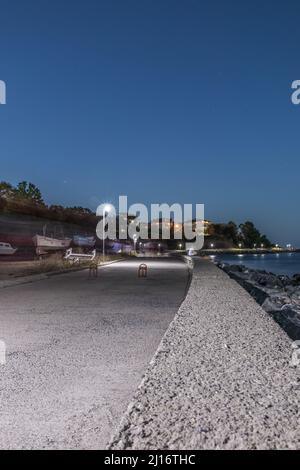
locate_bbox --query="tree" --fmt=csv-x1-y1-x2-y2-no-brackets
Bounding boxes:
260,234,272,248
0,181,14,197
223,221,239,245
239,221,261,247
239,221,273,248
14,181,44,205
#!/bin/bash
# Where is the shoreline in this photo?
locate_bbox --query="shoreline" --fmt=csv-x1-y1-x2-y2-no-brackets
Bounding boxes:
200,248,299,255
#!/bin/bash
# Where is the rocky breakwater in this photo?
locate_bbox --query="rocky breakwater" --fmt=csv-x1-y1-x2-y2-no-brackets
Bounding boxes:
218,263,300,340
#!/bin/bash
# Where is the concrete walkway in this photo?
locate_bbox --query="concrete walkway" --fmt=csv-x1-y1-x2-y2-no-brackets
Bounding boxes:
109,258,300,450
0,258,189,449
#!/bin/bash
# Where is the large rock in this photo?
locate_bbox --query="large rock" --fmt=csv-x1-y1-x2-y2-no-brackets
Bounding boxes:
292,273,300,285
270,305,300,341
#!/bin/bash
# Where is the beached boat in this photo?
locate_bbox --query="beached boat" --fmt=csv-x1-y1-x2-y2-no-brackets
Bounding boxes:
33,235,72,255
73,235,96,247
0,242,18,255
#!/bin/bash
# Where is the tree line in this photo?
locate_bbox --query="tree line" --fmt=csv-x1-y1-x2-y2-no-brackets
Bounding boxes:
0,181,97,227
0,181,272,247
208,220,272,248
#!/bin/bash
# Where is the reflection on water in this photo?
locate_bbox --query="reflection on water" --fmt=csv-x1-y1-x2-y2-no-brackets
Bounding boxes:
215,252,300,276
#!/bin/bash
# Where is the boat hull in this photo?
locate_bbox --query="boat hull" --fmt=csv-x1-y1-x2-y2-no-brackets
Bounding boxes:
0,245,18,255
73,236,96,247
33,235,72,254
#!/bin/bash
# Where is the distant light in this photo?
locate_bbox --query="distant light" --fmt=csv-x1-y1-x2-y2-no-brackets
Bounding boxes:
210,243,214,248
238,243,242,248
261,244,264,248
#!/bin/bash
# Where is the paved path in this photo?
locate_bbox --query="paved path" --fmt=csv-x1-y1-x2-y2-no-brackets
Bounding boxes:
110,259,300,450
0,258,189,449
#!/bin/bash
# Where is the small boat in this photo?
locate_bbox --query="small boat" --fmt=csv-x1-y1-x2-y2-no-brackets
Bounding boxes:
73,235,96,248
0,241,18,255
33,235,72,255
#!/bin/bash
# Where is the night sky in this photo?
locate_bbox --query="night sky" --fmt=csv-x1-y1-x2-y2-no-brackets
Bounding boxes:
1,0,300,245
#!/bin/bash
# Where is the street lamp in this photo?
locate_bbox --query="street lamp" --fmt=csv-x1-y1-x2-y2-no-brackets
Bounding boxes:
103,204,112,260
210,243,214,249
238,243,242,249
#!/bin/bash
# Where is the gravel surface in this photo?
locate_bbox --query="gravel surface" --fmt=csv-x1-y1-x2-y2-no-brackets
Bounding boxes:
0,258,189,449
109,258,300,450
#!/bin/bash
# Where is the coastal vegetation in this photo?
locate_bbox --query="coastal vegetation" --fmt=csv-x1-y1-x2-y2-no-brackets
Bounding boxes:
0,180,272,248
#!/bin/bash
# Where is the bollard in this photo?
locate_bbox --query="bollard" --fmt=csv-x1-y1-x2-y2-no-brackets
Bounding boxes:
138,263,148,278
89,261,98,278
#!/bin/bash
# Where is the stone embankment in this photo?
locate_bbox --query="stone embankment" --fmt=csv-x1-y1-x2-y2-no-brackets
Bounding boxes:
219,263,300,340
109,259,300,450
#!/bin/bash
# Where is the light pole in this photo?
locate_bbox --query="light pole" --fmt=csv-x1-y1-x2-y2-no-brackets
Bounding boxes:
103,204,112,261
133,234,138,254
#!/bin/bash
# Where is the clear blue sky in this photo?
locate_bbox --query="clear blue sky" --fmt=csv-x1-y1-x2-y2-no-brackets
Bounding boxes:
1,0,300,245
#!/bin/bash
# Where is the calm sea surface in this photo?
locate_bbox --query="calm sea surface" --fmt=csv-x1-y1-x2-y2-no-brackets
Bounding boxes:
214,252,300,276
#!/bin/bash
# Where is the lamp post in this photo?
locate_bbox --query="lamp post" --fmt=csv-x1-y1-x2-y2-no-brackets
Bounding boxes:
133,234,138,254
103,204,112,261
